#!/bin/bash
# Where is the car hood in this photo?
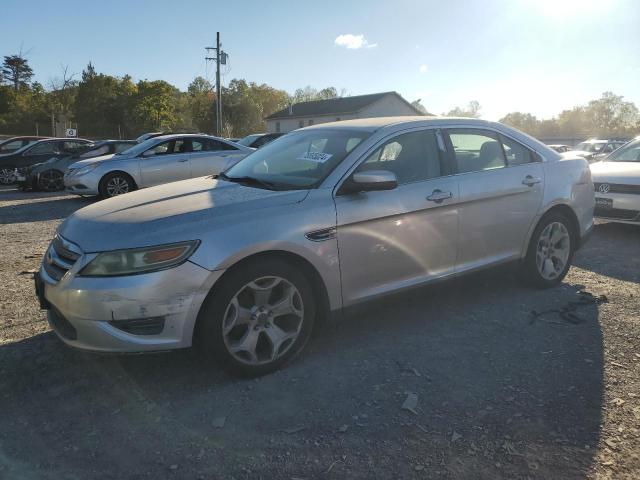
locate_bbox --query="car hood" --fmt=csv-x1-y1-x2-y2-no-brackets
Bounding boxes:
68,153,118,169
590,161,640,185
59,176,309,252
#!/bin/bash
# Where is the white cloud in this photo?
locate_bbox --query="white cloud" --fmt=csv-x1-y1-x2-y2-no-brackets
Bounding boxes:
419,64,428,74
334,34,377,50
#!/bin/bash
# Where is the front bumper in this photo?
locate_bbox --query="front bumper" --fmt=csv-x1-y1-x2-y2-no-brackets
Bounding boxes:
64,174,100,196
593,191,640,224
40,258,222,353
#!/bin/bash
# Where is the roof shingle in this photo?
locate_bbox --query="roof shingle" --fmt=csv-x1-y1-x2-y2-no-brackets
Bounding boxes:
265,91,423,120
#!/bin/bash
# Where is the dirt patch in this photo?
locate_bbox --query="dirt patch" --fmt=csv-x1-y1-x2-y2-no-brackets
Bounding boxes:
1,189,639,479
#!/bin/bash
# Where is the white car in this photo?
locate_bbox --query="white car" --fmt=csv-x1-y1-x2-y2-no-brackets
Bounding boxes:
64,134,254,198
590,138,640,224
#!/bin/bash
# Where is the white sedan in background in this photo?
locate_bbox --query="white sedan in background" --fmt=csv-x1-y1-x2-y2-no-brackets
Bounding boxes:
590,137,640,224
65,134,254,198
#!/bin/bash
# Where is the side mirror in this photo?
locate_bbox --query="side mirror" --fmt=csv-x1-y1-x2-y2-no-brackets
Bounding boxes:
339,170,398,195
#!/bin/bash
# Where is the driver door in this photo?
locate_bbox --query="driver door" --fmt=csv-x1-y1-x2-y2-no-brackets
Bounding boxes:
334,129,459,306
139,138,191,187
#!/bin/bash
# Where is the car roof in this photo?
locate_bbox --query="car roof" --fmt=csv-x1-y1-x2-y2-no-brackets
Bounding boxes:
302,116,500,132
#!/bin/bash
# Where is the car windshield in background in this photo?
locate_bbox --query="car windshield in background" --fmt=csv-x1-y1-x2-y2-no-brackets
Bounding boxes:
223,129,371,190
236,134,262,146
575,142,605,153
607,140,640,162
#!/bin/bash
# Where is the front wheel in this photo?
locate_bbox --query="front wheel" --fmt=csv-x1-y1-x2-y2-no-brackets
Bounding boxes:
520,212,575,288
196,259,317,376
38,169,64,191
0,167,16,185
99,172,135,198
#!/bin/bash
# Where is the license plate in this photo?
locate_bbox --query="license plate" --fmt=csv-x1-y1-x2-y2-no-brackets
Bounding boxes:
595,197,613,209
34,271,50,310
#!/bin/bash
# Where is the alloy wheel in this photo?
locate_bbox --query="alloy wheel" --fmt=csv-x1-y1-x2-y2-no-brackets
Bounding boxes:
106,176,130,196
0,168,16,185
39,170,64,191
222,276,304,365
536,221,571,280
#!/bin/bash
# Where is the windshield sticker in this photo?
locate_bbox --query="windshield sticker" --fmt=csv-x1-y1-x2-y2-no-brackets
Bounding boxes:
298,151,333,163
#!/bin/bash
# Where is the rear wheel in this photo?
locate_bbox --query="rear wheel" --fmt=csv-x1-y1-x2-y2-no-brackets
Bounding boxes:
521,212,575,288
99,172,135,198
0,167,16,185
196,259,316,376
38,169,64,191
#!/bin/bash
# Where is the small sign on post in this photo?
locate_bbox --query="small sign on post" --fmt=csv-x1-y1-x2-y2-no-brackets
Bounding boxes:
65,128,77,137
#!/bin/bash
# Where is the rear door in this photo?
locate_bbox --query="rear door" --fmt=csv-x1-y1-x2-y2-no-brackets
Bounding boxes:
188,138,246,177
139,138,191,187
443,128,544,272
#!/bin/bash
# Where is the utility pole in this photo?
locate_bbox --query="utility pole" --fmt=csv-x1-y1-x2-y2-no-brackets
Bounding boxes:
205,32,227,137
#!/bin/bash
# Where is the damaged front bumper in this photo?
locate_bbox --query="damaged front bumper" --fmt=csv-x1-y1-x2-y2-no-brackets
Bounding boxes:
39,259,222,353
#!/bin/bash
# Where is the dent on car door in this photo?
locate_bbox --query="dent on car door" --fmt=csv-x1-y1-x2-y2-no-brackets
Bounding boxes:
444,128,545,272
139,139,191,187
334,128,459,306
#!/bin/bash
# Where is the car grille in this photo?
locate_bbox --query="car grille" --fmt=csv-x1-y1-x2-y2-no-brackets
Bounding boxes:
594,207,640,221
594,182,640,195
43,235,82,282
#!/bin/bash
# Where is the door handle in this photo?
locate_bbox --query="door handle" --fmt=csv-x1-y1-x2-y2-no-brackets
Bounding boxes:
522,175,541,187
426,189,453,203
177,158,189,163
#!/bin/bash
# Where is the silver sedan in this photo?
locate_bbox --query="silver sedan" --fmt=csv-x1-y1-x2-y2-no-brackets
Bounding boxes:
38,117,595,376
64,134,253,198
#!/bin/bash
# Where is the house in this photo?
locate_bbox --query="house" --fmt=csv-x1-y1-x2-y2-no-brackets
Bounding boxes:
265,91,426,133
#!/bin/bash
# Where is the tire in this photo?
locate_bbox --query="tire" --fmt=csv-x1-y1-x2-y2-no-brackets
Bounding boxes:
520,212,575,288
99,172,135,198
195,258,317,377
38,169,64,191
0,167,16,185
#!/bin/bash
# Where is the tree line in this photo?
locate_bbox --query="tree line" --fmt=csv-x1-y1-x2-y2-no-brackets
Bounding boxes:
1,52,638,140
0,54,342,139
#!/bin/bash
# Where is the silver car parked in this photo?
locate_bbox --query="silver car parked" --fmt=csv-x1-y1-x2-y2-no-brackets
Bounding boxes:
37,117,595,376
64,134,253,198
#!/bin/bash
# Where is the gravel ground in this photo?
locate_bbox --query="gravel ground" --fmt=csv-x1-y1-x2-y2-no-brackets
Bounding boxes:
1,188,639,479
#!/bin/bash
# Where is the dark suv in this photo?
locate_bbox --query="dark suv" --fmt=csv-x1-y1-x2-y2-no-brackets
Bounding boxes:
0,138,92,184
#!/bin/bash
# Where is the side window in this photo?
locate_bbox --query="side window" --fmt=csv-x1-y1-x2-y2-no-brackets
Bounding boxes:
145,140,173,156
602,143,616,154
209,139,237,151
447,129,505,174
62,141,89,153
499,134,537,166
191,139,205,152
28,142,58,155
114,143,133,153
0,140,24,152
357,130,443,185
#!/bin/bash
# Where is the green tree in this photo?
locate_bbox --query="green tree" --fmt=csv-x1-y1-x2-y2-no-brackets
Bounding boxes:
499,112,541,136
133,80,178,131
446,100,481,118
584,91,639,136
2,54,34,91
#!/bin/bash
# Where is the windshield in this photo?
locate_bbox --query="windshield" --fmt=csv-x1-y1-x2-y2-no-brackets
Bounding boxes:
606,139,640,162
224,128,371,189
574,141,605,153
236,134,262,146
117,137,162,156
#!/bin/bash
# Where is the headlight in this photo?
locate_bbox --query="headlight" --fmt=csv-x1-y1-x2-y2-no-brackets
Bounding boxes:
79,241,200,277
73,163,99,176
